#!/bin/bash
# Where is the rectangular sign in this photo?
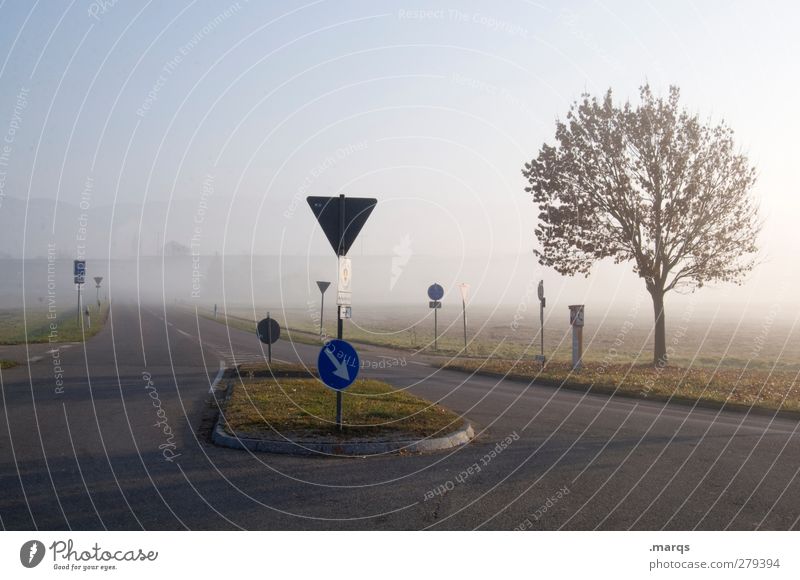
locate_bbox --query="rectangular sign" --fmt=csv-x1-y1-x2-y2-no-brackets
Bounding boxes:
339,306,352,319
569,305,585,327
429,300,442,309
337,256,352,306
74,276,84,285
73,260,86,277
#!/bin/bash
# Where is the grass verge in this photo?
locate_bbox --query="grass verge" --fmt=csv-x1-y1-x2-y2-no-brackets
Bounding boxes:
440,359,800,413
0,303,110,345
0,359,19,369
221,373,463,440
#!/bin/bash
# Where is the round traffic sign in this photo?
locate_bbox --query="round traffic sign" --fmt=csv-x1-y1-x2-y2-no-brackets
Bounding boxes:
427,283,444,301
256,318,281,344
317,340,359,391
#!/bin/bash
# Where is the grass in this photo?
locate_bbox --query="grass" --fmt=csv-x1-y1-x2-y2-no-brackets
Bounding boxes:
196,309,323,347
234,361,316,378
0,303,110,345
0,359,19,369
221,373,463,440
197,304,800,371
440,359,800,413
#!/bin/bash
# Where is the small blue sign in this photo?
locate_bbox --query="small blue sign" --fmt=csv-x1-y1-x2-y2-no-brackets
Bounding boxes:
427,283,444,301
317,339,360,391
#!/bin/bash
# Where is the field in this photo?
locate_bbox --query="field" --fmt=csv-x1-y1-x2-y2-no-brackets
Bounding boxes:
440,359,800,414
199,302,800,371
0,303,110,345
194,302,800,414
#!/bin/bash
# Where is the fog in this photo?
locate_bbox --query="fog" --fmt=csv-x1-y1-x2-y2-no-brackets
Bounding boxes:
0,1,798,326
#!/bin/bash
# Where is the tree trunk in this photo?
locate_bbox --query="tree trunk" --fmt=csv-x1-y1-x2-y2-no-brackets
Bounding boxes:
651,289,667,367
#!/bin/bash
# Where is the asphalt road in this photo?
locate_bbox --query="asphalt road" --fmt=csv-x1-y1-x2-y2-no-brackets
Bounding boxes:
1,301,799,530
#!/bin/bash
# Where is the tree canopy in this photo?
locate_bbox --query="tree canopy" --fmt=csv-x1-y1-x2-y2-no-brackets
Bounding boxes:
523,85,760,364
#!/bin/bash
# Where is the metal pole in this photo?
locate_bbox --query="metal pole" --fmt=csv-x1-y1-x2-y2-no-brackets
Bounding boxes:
540,300,545,364
320,291,325,337
462,299,467,353
77,284,81,326
267,311,272,364
434,306,438,351
336,194,345,430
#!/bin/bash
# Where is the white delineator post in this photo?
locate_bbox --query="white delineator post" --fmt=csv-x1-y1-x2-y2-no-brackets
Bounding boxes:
569,305,585,370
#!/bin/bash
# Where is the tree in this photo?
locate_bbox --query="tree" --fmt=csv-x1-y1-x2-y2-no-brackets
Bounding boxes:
523,85,759,366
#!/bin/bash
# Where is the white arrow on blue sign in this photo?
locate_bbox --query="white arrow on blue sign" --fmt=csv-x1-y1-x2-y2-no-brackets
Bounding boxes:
317,339,360,391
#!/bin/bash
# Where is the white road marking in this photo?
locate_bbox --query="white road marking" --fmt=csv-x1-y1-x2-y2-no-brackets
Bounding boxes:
209,360,226,394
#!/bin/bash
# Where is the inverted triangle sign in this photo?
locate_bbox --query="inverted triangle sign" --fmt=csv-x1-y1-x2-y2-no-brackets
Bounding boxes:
307,195,377,256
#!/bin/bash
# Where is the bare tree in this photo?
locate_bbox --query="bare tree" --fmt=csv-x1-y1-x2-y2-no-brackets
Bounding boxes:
523,85,759,365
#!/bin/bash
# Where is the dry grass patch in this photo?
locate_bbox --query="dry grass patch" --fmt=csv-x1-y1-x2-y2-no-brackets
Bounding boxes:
222,377,463,439
441,359,800,413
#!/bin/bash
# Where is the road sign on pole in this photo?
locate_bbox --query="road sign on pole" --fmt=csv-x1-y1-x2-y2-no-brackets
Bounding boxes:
306,195,377,257
427,283,444,301
94,276,103,307
316,281,330,336
257,313,281,363
459,283,470,353
74,260,86,325
427,283,444,351
536,281,546,366
317,340,360,392
307,194,376,430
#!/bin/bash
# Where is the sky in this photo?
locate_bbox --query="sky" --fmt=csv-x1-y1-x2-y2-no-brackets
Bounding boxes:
0,0,798,312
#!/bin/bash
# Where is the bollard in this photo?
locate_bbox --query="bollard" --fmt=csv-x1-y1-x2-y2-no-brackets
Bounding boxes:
569,305,584,370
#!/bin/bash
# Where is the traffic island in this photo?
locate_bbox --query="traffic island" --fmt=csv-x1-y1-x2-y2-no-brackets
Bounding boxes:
212,372,473,456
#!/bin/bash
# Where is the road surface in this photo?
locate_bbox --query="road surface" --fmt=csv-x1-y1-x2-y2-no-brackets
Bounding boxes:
1,301,799,530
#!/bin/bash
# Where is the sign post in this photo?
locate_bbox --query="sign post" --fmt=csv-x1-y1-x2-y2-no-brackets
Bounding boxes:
93,276,103,307
569,304,585,370
537,281,546,366
307,194,376,429
316,281,330,337
459,283,470,353
427,283,444,351
256,313,281,363
73,260,86,325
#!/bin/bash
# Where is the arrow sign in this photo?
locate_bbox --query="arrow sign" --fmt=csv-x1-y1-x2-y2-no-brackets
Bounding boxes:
316,280,330,294
317,339,359,391
324,347,351,380
307,195,377,256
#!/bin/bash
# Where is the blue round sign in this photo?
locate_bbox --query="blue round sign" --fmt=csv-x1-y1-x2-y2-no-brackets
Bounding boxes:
427,283,444,301
317,340,360,391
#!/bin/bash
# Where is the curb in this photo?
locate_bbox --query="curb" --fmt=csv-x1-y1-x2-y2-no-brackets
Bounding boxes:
210,377,475,457
439,365,800,423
